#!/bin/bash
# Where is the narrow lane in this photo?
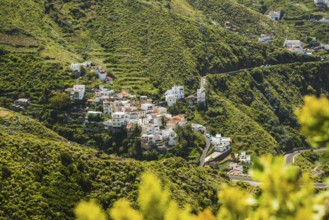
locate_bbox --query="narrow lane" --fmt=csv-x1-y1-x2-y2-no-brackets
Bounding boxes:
199,135,211,167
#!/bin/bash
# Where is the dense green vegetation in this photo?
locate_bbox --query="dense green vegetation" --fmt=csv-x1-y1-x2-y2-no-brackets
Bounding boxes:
0,108,226,219
202,62,329,155
0,0,304,95
295,150,329,182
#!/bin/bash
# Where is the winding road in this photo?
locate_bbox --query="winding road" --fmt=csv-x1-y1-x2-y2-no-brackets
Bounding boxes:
228,147,328,189
284,147,327,165
199,135,211,167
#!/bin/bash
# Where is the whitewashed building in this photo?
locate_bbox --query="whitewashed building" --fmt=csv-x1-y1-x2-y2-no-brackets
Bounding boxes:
268,11,281,20
192,123,206,133
70,61,92,73
283,40,304,55
103,101,113,114
104,112,129,128
258,34,272,44
165,95,177,107
141,103,154,112
162,128,177,146
211,134,231,152
164,86,184,106
71,85,85,100
314,0,329,7
197,89,206,103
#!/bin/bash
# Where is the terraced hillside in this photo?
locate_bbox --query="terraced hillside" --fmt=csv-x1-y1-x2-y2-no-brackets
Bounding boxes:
0,108,226,219
0,0,298,96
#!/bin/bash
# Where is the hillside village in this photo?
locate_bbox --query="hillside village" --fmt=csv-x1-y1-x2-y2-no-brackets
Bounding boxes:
8,0,329,174
62,62,249,171
66,63,198,148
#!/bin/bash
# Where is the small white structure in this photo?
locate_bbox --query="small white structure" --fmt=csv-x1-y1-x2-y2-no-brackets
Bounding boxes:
268,11,281,20
284,39,302,48
320,17,329,23
192,123,206,133
113,112,129,128
165,95,176,107
70,62,92,73
103,101,113,114
71,85,85,100
283,39,304,55
239,152,251,164
141,103,154,111
162,128,177,146
140,96,148,102
258,34,272,44
229,163,243,175
14,98,30,107
164,86,184,106
94,66,108,81
98,72,107,81
323,45,329,50
197,89,206,103
314,0,329,7
211,134,231,152
170,86,185,99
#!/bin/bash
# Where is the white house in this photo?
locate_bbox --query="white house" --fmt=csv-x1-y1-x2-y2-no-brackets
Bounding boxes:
314,0,329,7
141,103,154,111
283,40,304,55
165,86,184,106
258,34,272,44
320,17,329,23
268,11,281,20
71,85,85,100
192,123,206,133
165,95,177,107
197,89,206,103
98,71,107,81
239,152,251,164
14,98,30,107
70,61,92,73
284,39,302,48
212,134,231,152
107,112,130,128
229,163,243,175
103,101,113,114
162,128,177,146
166,86,184,99
96,68,107,81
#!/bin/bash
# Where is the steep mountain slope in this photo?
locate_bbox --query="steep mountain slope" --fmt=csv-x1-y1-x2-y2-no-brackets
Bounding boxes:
200,62,329,155
0,0,297,96
0,108,225,219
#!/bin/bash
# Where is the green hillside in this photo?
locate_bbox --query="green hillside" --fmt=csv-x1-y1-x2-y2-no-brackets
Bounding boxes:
0,0,299,96
0,108,226,219
201,62,329,155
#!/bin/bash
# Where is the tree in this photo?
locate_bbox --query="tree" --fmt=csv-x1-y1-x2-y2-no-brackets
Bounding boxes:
49,92,71,111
